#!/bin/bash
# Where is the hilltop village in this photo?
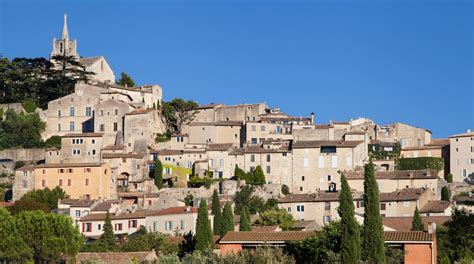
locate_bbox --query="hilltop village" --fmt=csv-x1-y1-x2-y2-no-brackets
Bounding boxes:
0,15,472,264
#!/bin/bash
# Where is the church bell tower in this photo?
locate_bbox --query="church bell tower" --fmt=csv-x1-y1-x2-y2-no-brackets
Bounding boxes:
50,14,79,59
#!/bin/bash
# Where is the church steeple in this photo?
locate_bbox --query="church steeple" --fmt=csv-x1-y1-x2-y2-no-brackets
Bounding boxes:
50,14,78,59
61,14,69,40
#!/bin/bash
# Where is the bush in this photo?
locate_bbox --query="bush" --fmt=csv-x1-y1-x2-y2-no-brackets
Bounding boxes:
368,143,401,160
446,173,453,183
396,157,444,171
21,99,37,113
441,186,450,201
44,136,61,148
7,199,50,214
282,184,290,195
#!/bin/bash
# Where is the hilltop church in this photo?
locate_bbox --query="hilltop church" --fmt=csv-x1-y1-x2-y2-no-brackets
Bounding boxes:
50,14,115,84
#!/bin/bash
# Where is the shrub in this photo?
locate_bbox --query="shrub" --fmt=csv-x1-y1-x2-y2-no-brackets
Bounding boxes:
21,99,37,113
396,157,444,171
441,186,450,201
281,184,290,195
446,173,453,183
44,136,61,148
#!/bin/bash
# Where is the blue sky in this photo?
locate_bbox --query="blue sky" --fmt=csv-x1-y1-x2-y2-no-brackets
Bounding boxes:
0,0,472,138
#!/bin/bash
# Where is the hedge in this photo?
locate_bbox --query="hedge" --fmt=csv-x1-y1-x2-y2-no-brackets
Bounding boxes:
396,157,444,171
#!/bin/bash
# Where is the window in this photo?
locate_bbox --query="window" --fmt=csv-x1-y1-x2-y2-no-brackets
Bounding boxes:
297,205,305,212
99,124,105,132
403,201,410,208
321,146,336,153
251,125,256,131
129,220,137,228
69,122,75,131
303,158,309,168
115,109,118,115
84,223,92,232
266,154,271,162
68,179,72,186
266,166,271,174
251,138,257,144
92,139,95,144
69,107,75,116
57,124,61,131
209,159,214,167
92,150,96,155
287,207,291,212
380,203,386,210
85,107,92,117
41,180,46,187
261,126,265,131
250,155,255,162
72,149,81,155
180,220,185,230
327,175,332,181
302,176,305,181
282,152,287,157
59,179,63,186
58,110,61,117
219,159,224,167
100,110,104,116
98,224,102,230
67,168,73,173
114,223,123,231
84,168,91,173
153,222,157,232
113,122,118,131
59,168,64,173
325,202,331,211
318,156,325,168
331,156,338,168
75,210,81,217
346,156,352,167
165,221,173,230
85,178,89,186
323,215,332,223
462,170,467,177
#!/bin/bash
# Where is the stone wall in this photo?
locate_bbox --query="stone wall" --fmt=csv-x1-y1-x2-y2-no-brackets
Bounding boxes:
0,148,45,162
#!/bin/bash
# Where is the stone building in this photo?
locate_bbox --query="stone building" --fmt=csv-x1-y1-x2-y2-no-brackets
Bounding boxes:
449,129,474,182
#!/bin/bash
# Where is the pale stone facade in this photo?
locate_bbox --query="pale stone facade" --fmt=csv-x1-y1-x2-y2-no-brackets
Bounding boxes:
449,130,474,182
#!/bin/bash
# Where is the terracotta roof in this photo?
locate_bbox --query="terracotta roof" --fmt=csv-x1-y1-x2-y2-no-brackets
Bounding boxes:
453,195,474,203
171,133,188,137
79,210,149,221
426,139,450,146
219,231,314,243
190,121,243,126
16,165,35,172
384,231,435,242
102,153,145,159
102,145,125,150
279,191,345,203
344,169,438,180
147,206,198,216
60,199,95,207
251,226,280,232
293,140,364,149
402,145,444,151
62,132,103,138
314,124,333,129
449,131,474,138
92,200,120,212
76,250,157,264
380,188,427,202
0,201,14,207
125,108,155,115
420,201,451,213
344,131,366,135
195,103,223,110
331,121,350,125
383,216,451,232
149,149,183,155
36,162,104,168
260,116,311,122
207,143,234,151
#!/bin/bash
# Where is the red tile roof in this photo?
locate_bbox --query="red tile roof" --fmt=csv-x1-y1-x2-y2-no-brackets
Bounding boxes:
125,108,155,115
384,231,435,242
344,169,438,180
147,206,198,216
76,250,157,263
382,216,451,232
219,231,314,243
293,140,364,149
62,132,104,138
102,153,145,159
420,201,451,213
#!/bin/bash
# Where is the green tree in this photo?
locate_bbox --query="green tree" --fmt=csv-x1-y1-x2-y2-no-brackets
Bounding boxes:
281,184,290,195
184,193,194,207
442,208,474,261
195,199,212,251
21,99,37,113
253,165,266,185
20,187,67,210
154,159,163,189
99,212,116,251
222,202,234,236
446,173,453,183
362,161,386,263
116,72,136,87
211,190,222,236
338,173,360,264
411,207,424,231
44,135,62,148
441,186,450,201
0,208,32,262
178,231,196,258
161,98,198,134
0,110,46,149
234,165,245,180
7,199,50,214
255,209,295,230
239,205,251,231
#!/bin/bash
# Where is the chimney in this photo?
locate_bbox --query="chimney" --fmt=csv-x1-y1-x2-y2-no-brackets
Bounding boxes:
310,112,315,125
427,222,436,234
185,206,191,212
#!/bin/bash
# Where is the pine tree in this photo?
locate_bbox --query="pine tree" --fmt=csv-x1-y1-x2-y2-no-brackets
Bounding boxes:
253,165,266,185
239,205,251,231
116,72,136,87
411,207,424,231
362,161,386,263
338,173,360,264
222,202,234,236
441,186,450,201
234,165,245,181
154,159,163,189
100,212,116,251
211,190,222,236
195,199,212,251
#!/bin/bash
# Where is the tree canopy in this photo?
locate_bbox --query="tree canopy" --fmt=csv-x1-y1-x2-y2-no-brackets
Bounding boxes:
255,209,295,230
161,98,198,134
195,199,212,251
18,187,67,211
338,173,360,263
0,109,46,150
154,159,163,190
411,207,424,231
116,72,136,87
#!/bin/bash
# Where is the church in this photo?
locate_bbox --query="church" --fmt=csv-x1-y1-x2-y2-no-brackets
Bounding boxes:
50,14,116,84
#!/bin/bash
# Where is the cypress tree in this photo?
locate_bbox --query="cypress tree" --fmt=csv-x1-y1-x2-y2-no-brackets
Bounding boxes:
338,173,360,264
100,211,116,251
154,159,163,189
441,186,450,201
195,199,212,250
234,165,245,180
222,202,234,235
253,165,266,185
411,207,424,231
211,190,222,236
239,205,251,231
362,161,386,263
